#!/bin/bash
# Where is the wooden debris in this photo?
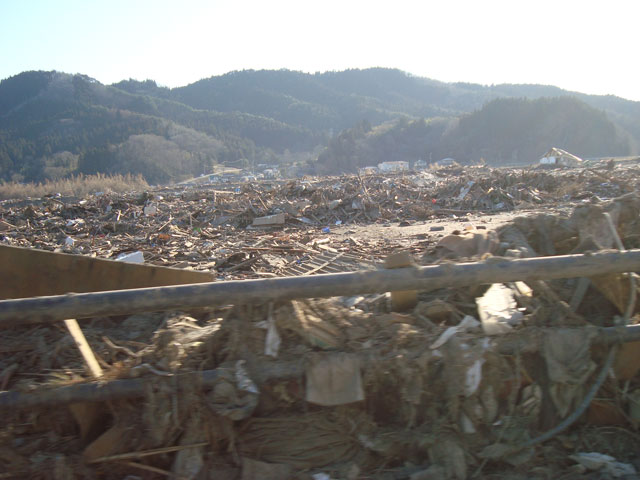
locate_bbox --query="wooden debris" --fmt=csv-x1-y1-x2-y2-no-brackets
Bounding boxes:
3,173,640,478
64,318,103,378
252,212,285,226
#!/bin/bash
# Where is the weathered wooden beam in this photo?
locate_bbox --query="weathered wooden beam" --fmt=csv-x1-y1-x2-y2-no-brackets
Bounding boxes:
1,250,640,327
0,244,213,300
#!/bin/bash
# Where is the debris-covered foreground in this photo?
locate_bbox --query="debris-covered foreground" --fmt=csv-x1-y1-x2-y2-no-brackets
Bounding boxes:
2,164,640,480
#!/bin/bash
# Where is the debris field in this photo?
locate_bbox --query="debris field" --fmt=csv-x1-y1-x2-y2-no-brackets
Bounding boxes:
2,161,640,480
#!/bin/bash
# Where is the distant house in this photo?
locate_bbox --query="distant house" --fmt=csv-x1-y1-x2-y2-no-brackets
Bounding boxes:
378,161,409,173
539,148,583,167
263,168,280,179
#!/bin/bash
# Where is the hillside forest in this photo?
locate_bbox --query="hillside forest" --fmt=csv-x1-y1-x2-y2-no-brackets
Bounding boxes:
0,68,637,184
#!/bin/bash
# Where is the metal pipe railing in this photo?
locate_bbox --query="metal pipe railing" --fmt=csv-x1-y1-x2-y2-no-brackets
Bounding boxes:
1,249,640,327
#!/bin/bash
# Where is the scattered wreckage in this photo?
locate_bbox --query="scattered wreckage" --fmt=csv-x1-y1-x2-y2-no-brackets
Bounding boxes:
1,162,640,479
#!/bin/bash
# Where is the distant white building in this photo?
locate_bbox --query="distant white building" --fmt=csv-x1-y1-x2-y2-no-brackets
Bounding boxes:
539,148,583,167
378,161,409,173
414,159,428,170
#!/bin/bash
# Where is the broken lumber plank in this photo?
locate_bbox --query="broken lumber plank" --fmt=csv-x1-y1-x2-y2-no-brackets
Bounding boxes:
0,244,213,300
2,250,640,327
252,213,285,226
64,319,103,378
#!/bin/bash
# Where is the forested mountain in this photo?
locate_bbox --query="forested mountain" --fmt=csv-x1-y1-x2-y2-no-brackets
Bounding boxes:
317,97,630,173
0,72,320,183
0,68,638,183
440,97,630,165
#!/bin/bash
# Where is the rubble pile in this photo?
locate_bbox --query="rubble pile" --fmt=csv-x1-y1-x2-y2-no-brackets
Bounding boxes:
2,164,640,479
1,163,639,278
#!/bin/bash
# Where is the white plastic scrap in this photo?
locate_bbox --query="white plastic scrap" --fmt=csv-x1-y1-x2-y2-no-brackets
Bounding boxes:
476,284,524,335
465,358,485,397
264,311,281,358
460,413,476,434
65,218,85,228
570,452,637,477
115,251,145,264
430,315,481,350
311,474,332,480
235,360,259,395
456,180,475,201
430,326,458,350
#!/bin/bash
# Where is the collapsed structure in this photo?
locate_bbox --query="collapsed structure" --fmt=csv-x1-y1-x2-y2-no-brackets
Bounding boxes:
538,148,584,167
1,161,640,479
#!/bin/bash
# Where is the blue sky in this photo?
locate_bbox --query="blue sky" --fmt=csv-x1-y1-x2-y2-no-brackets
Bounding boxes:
1,0,639,100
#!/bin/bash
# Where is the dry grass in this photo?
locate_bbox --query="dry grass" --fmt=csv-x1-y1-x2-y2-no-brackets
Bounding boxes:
0,174,149,200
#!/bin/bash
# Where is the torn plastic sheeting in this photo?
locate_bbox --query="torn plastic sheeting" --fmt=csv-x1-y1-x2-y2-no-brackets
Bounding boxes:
543,328,596,417
305,353,364,406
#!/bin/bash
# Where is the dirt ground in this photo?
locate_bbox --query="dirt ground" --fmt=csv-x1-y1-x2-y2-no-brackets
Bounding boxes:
1,163,640,479
331,210,537,246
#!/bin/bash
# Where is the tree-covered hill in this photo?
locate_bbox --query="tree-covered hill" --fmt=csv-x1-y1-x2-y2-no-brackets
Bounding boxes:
0,72,319,183
314,97,632,172
0,68,638,183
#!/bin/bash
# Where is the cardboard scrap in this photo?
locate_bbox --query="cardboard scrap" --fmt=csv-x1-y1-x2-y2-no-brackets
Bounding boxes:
83,424,129,461
288,300,343,349
306,353,364,406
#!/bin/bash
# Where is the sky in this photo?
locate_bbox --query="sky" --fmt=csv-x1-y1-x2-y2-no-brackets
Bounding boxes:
1,0,640,100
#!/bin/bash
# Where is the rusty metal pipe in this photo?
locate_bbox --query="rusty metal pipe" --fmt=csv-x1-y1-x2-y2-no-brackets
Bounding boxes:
1,250,640,327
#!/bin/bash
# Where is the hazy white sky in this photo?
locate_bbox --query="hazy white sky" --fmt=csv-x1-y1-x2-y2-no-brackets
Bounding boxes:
1,0,639,100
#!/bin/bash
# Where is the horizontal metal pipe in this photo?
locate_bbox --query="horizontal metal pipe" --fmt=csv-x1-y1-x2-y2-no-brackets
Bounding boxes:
2,250,640,327
2,325,640,410
0,370,224,410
